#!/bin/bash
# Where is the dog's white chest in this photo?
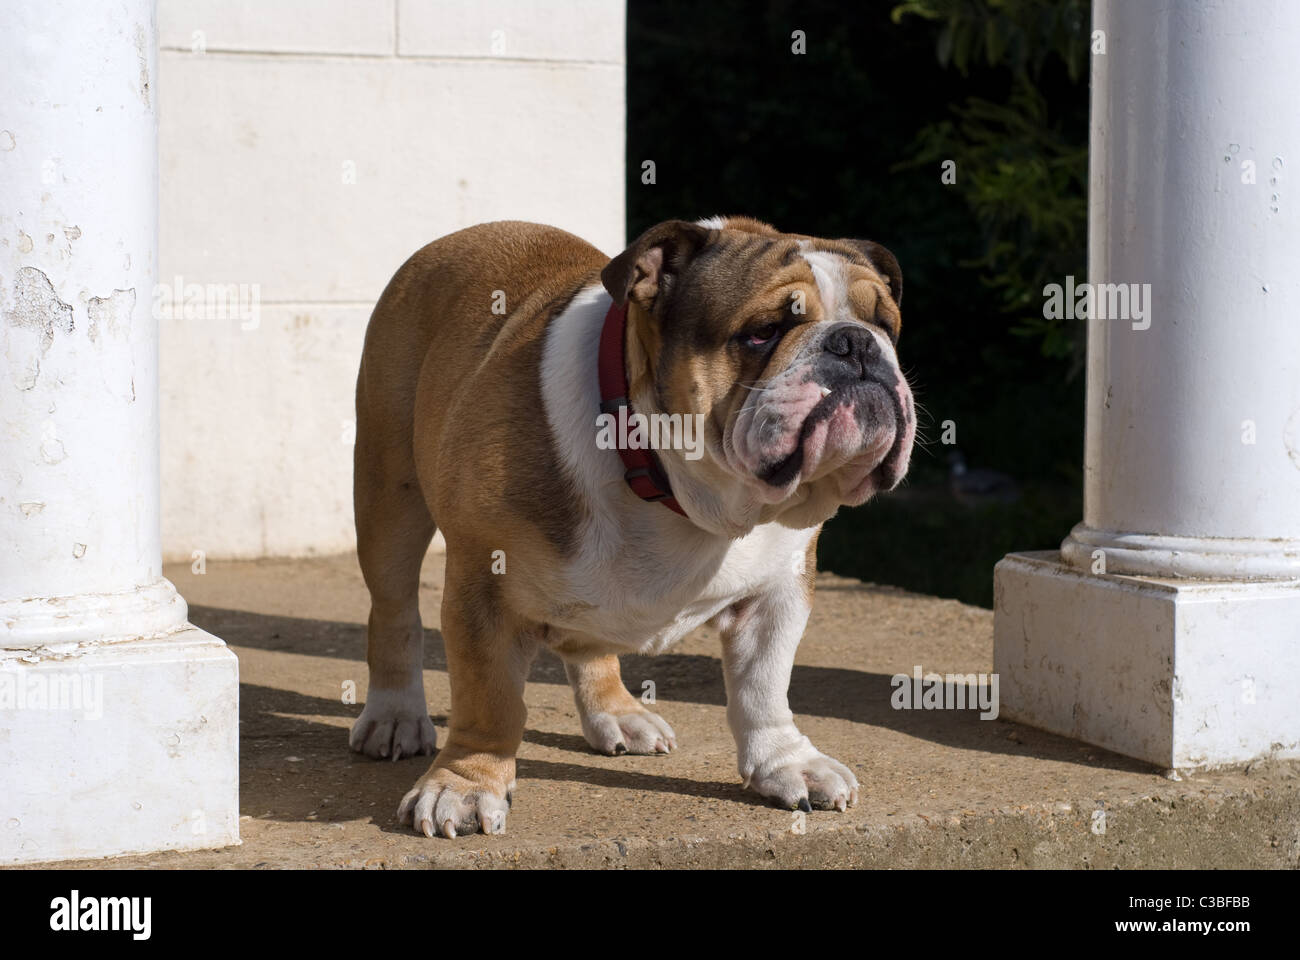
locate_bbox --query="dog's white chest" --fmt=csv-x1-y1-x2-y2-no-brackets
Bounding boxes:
553,520,815,655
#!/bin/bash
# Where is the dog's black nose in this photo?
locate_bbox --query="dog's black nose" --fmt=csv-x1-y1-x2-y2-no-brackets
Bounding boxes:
822,323,879,379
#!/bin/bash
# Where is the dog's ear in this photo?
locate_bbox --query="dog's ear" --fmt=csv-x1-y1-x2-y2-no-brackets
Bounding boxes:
602,220,711,311
842,239,902,308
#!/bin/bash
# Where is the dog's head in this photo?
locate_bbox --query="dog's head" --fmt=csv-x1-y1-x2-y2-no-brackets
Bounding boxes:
602,216,915,534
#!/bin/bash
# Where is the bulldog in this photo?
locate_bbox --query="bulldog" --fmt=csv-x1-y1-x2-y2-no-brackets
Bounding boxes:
350,216,915,838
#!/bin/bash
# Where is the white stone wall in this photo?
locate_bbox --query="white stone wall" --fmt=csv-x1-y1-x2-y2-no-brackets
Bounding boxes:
157,0,625,560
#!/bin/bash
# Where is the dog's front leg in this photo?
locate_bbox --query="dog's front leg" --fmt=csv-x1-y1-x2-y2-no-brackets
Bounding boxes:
718,581,859,813
397,558,536,838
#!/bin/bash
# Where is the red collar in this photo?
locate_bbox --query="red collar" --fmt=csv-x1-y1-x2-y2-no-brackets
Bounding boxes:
597,299,688,517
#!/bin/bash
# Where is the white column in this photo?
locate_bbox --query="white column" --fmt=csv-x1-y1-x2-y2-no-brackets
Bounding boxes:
994,0,1300,770
1,0,238,863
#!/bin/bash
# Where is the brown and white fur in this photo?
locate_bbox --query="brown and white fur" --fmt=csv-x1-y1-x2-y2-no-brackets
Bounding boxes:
350,216,915,838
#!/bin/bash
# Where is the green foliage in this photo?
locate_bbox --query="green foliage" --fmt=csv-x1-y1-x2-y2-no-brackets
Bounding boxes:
895,0,1090,368
818,484,1081,608
892,0,1090,80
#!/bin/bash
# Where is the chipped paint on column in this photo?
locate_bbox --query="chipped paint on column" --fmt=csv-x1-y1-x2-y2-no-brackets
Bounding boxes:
1,0,161,604
1060,0,1300,579
0,1,239,862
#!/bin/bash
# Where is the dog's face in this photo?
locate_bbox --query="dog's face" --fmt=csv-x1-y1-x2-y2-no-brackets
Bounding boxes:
602,216,915,528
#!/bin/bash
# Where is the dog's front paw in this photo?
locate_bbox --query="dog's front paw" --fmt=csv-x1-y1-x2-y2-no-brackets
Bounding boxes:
746,745,859,812
581,707,677,755
397,765,511,838
349,685,437,760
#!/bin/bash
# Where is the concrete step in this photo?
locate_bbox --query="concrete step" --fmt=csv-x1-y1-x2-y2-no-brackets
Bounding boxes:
23,555,1299,869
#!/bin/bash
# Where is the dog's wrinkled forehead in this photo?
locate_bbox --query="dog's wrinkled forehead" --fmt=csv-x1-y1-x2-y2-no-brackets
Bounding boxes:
601,217,902,349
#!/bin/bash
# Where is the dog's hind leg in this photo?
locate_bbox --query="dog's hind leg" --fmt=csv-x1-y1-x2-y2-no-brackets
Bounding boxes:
564,654,677,755
398,556,536,837
349,347,438,761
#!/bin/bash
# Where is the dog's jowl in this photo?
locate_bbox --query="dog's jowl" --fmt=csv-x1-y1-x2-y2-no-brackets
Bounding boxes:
350,216,915,838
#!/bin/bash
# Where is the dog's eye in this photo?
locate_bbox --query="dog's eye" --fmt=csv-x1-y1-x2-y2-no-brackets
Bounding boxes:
742,323,782,348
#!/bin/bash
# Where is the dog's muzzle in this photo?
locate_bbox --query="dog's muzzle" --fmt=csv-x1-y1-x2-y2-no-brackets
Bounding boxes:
729,322,915,504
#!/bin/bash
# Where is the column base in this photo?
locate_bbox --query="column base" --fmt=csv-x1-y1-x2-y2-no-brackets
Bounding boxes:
994,551,1300,770
0,625,239,864
1060,523,1300,580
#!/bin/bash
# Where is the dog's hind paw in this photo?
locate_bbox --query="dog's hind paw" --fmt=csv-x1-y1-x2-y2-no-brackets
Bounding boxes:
581,707,677,755
349,685,437,760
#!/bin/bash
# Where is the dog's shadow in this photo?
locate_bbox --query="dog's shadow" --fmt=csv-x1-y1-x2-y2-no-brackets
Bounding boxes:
193,601,1155,829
